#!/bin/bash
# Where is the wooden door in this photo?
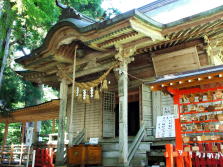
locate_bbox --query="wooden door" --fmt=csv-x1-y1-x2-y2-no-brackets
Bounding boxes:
102,91,115,138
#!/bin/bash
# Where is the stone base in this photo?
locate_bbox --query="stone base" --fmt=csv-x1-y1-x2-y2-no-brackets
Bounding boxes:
55,161,66,167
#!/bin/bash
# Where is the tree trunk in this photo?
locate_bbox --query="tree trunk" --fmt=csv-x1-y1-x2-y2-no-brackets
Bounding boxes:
0,27,11,91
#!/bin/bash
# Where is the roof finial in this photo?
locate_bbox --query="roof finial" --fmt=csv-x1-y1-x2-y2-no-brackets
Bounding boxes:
55,0,81,20
55,0,67,9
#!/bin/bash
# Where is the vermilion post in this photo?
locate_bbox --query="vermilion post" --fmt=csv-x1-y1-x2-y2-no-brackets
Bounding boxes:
166,144,174,167
174,90,184,167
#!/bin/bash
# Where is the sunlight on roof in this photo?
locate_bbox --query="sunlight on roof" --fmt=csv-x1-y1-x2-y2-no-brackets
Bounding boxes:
102,0,223,24
147,0,223,24
102,0,155,12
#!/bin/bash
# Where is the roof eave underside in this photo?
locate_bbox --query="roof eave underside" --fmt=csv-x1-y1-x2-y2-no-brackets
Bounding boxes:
149,65,223,85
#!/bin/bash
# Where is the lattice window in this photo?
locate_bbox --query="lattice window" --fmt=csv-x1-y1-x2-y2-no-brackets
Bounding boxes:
102,91,115,138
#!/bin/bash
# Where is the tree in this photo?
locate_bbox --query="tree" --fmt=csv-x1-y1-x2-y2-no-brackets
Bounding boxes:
0,1,14,91
61,0,104,18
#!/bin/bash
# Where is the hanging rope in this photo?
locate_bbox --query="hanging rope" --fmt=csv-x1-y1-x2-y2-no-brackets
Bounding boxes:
62,62,119,90
60,59,151,91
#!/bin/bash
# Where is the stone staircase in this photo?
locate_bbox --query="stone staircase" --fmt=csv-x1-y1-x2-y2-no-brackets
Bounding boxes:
101,141,150,167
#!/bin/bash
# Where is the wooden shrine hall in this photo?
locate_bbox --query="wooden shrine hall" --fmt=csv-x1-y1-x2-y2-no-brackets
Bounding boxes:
0,100,59,146
6,0,223,166
0,100,59,166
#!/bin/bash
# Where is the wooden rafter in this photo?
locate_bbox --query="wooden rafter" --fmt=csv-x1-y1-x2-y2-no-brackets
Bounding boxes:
136,19,223,54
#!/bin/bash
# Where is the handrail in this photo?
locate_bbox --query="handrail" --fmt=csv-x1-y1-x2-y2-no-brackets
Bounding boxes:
0,144,33,166
128,123,146,163
72,128,85,145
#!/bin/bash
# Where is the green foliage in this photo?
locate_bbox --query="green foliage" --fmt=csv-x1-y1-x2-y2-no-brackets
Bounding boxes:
0,66,43,111
0,123,22,145
10,0,60,50
7,123,21,144
62,0,104,18
0,67,24,111
0,123,5,145
21,80,43,106
0,1,15,39
40,120,58,142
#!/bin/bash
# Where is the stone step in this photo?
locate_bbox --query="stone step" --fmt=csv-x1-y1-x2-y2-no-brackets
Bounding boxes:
102,142,150,152
101,141,150,167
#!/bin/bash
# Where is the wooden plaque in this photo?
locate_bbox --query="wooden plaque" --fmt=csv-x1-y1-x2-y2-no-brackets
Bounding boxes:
152,46,200,76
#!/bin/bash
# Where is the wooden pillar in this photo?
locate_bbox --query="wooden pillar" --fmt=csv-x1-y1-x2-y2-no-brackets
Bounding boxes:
56,78,68,166
32,121,38,144
3,122,9,146
21,122,26,144
152,91,161,135
116,46,135,166
52,119,56,133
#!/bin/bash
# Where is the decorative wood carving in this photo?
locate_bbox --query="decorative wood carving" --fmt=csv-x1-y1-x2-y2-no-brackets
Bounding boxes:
115,45,136,63
204,35,223,65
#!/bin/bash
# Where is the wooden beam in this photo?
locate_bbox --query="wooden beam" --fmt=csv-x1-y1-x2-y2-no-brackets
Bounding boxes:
122,37,154,50
66,51,116,71
98,31,139,48
45,51,116,76
130,18,164,41
56,78,68,166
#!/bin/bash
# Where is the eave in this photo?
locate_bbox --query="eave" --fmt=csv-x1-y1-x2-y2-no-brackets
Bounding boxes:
149,65,223,91
0,100,59,123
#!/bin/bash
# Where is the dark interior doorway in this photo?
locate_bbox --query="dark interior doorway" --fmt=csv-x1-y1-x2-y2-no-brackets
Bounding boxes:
115,101,140,136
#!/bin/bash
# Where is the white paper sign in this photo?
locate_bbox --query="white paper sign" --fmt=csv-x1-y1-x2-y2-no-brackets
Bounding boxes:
155,115,175,138
89,138,99,145
26,127,33,146
162,106,171,115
